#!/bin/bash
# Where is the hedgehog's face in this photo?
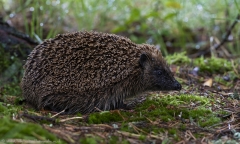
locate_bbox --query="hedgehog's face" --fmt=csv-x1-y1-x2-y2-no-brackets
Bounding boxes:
139,53,182,91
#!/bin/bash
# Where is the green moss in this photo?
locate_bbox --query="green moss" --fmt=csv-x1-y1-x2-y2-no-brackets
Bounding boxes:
168,128,177,135
139,135,146,141
14,97,24,105
194,56,232,74
0,45,11,73
198,117,221,127
179,124,187,131
82,94,222,142
188,108,212,119
149,94,212,108
0,102,21,116
166,52,235,75
216,110,230,116
136,94,213,123
87,94,221,131
134,94,220,127
166,128,180,141
88,111,124,124
109,136,119,144
0,117,63,143
150,127,165,134
80,136,101,144
120,123,129,132
193,133,205,138
214,71,238,87
0,47,24,97
1,83,22,97
162,138,170,144
0,103,8,112
176,95,211,105
0,103,64,143
76,113,82,117
165,52,191,65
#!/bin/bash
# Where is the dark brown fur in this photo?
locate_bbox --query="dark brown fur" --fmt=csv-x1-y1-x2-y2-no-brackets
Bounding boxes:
21,31,181,114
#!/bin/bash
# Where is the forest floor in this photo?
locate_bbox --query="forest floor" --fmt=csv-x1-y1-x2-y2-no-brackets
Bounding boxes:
1,59,240,144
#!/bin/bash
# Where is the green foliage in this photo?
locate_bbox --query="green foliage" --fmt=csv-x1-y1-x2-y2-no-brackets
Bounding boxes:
0,102,20,116
194,56,232,74
2,0,239,55
0,103,64,143
166,52,236,74
0,44,23,96
1,83,22,96
0,117,61,142
198,116,221,127
168,128,177,135
0,45,11,73
179,124,187,131
138,135,146,141
165,52,191,65
213,71,238,88
9,0,61,40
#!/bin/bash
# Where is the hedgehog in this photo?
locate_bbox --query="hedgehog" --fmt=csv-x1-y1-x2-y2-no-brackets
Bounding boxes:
21,31,181,114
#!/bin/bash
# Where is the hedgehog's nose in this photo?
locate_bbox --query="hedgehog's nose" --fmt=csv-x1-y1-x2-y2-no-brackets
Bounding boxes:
174,81,182,91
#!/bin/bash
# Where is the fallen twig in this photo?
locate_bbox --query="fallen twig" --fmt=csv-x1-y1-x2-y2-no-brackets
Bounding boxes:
117,130,164,140
59,116,83,122
185,130,196,141
21,112,56,123
129,123,148,134
43,125,75,143
51,109,65,118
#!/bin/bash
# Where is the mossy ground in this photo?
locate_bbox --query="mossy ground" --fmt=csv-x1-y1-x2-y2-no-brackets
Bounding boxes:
85,94,223,142
0,102,65,143
88,94,220,126
0,53,239,143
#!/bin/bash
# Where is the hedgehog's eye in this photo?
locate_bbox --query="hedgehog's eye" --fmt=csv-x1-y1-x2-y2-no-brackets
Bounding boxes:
155,70,162,76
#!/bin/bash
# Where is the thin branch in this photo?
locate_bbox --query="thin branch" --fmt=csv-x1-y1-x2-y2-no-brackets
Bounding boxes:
213,14,240,51
59,116,83,122
190,13,240,58
22,112,56,123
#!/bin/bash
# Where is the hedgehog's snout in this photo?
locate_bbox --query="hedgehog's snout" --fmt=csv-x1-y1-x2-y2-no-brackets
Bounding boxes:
173,80,182,91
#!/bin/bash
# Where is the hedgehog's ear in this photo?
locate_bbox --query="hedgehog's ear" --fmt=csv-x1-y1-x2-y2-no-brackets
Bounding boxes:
139,53,149,68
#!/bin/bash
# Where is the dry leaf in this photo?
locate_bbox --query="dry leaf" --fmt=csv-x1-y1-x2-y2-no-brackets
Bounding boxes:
203,78,213,87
